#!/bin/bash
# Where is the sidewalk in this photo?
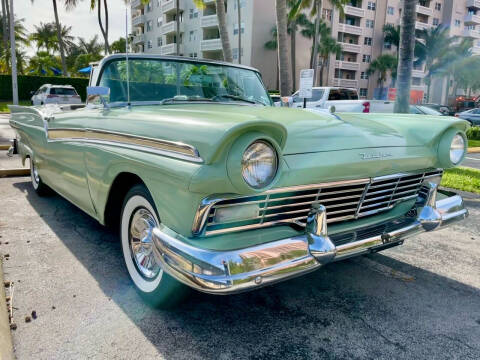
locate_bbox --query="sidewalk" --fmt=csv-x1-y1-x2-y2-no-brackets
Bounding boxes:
0,113,29,177
469,147,480,154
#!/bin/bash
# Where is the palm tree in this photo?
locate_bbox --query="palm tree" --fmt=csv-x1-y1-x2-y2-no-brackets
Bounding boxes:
110,37,126,54
52,0,69,76
415,25,456,102
78,35,103,56
28,50,62,76
0,15,28,72
367,54,398,90
264,26,279,90
287,2,310,90
30,22,57,54
394,0,417,113
317,33,341,86
1,0,8,53
90,0,111,54
275,0,291,95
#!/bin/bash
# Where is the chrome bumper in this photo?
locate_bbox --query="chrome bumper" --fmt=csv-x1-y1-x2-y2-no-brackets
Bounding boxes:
152,185,468,295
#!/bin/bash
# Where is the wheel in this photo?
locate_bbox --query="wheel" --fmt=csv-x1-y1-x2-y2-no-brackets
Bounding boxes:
120,184,188,308
29,158,49,195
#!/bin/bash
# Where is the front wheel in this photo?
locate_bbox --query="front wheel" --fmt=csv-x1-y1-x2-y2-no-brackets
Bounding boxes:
120,184,188,308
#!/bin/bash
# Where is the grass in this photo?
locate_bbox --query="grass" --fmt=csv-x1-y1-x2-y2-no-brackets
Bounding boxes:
468,139,480,148
441,167,480,194
0,100,31,113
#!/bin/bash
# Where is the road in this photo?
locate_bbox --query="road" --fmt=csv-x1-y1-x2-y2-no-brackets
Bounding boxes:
0,177,479,359
0,113,13,145
463,153,480,170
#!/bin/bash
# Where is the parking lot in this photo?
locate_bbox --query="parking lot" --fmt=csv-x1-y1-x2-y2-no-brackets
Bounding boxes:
0,175,479,359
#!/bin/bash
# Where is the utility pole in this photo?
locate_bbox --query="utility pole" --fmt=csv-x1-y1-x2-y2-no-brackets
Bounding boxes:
9,0,17,105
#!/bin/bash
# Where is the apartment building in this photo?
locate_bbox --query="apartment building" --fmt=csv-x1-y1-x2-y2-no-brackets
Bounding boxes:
130,0,278,89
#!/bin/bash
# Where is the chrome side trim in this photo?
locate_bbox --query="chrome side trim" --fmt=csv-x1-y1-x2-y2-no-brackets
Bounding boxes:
154,190,468,294
47,127,203,163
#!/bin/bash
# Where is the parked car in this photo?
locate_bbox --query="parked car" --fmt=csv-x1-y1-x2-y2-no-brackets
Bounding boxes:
421,103,454,116
270,94,282,107
10,54,469,308
307,100,445,115
31,84,82,105
289,87,368,111
456,108,480,126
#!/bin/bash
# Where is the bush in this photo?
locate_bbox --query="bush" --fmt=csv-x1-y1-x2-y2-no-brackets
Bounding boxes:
0,75,89,102
466,126,480,140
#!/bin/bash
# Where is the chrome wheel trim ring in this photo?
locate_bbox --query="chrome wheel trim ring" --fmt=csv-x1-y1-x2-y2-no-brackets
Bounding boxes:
129,207,161,279
30,158,39,190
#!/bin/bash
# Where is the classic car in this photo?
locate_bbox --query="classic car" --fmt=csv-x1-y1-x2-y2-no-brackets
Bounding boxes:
9,54,469,308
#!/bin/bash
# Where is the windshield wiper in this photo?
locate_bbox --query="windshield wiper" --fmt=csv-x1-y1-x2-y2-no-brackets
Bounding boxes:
212,94,265,105
160,96,216,105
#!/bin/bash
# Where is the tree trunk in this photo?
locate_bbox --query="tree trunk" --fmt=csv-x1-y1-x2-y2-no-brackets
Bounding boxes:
97,0,110,54
52,0,68,76
426,77,432,103
176,0,180,55
1,0,8,62
8,0,16,104
237,0,241,64
104,0,109,54
394,0,416,113
216,0,232,62
311,0,323,86
275,0,291,96
319,63,324,86
291,24,296,91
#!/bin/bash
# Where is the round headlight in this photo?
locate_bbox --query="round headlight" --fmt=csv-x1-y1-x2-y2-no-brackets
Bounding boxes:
450,134,465,165
241,141,278,189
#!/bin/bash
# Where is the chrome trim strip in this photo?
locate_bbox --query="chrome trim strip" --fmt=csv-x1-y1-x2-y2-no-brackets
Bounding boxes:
47,127,203,163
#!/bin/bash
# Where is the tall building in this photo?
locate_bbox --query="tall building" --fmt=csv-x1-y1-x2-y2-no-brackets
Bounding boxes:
130,0,278,89
131,0,480,101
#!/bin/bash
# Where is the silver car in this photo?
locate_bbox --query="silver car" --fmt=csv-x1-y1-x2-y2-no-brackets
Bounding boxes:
31,84,82,106
456,108,480,126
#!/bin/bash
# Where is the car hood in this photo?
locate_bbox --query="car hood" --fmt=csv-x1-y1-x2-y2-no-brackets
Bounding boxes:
80,105,468,163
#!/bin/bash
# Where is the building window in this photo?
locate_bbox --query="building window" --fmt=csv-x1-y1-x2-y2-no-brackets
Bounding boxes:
387,6,394,15
364,37,372,46
234,23,245,35
433,18,439,26
322,9,332,21
157,17,162,28
234,0,246,9
362,54,371,63
412,77,422,86
146,1,153,12
435,2,441,11
360,72,369,80
367,2,376,11
156,0,160,7
366,20,374,28
384,41,391,49
147,40,152,49
146,20,153,32
455,19,461,27
232,47,244,60
189,30,197,42
157,37,162,47
189,8,199,19
360,88,368,97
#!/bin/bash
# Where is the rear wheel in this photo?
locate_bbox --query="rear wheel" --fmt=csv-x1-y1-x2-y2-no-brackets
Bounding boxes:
29,158,49,196
120,184,188,308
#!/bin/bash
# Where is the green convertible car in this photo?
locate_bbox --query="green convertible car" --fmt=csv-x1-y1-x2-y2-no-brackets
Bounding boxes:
9,55,469,307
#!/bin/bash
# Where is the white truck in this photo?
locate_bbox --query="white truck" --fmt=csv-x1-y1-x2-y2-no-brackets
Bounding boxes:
290,87,371,113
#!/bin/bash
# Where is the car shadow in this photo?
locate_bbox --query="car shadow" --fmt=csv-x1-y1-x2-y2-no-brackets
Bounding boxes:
12,180,480,359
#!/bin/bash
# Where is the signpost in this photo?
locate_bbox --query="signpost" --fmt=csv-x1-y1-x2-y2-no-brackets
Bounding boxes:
299,69,314,108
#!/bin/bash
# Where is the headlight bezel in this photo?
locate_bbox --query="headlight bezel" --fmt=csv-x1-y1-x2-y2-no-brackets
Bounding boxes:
241,140,279,190
438,129,467,168
226,132,282,194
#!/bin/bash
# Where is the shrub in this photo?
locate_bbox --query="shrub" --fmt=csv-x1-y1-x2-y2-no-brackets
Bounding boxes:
466,126,480,140
0,75,89,101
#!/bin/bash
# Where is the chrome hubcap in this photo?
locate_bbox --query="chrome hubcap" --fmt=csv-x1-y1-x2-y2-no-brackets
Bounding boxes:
31,160,40,185
129,208,160,279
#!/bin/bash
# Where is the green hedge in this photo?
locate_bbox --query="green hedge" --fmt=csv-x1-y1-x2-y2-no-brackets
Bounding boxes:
467,126,480,140
0,75,89,102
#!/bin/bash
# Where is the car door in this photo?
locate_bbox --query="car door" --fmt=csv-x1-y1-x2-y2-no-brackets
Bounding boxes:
32,87,44,105
471,109,480,125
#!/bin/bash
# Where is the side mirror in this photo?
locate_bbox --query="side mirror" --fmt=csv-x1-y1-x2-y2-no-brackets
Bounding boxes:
328,105,336,114
87,86,110,107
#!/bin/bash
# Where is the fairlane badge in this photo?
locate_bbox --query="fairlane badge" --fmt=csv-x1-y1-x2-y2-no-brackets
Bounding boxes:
359,152,393,160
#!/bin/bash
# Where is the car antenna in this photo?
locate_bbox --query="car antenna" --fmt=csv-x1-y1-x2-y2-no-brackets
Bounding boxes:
125,6,131,108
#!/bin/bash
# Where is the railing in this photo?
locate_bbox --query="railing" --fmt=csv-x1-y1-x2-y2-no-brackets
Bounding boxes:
416,5,433,16
162,0,181,13
415,21,431,31
464,13,480,25
132,15,145,27
412,69,426,78
463,29,480,38
344,5,365,17
131,0,142,9
466,0,480,9
201,14,219,28
337,23,363,36
335,60,360,71
162,21,176,34
333,78,358,88
339,42,362,53
201,38,222,51
133,34,145,44
161,43,183,55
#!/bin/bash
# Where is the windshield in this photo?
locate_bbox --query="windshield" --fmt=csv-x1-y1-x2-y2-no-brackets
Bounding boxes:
98,58,272,106
416,106,442,115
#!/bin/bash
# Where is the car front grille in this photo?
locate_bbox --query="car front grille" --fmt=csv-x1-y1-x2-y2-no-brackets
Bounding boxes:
199,170,443,236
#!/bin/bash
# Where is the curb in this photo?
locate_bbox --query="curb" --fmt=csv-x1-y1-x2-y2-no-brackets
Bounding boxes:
0,258,14,360
0,145,9,151
0,168,30,178
468,147,480,154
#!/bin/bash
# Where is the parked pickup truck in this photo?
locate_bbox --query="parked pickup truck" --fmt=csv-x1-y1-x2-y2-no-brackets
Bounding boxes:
290,87,370,112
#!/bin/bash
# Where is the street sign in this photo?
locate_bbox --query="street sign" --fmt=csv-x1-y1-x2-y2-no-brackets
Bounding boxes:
299,69,314,99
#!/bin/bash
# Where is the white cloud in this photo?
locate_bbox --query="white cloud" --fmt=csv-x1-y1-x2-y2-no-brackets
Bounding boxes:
13,0,131,56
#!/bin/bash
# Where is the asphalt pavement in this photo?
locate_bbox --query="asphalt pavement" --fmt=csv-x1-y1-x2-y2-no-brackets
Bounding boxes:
0,177,479,359
463,153,480,170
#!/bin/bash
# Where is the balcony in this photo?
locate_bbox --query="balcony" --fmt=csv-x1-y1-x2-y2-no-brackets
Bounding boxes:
464,13,480,25
201,14,219,28
337,23,363,36
415,21,432,31
464,29,480,38
335,60,360,71
466,0,480,9
162,0,182,14
339,42,362,53
201,38,222,51
131,0,142,9
162,21,182,35
344,5,365,18
412,69,426,78
333,79,358,88
132,14,145,27
161,43,183,55
133,34,145,44
416,5,433,16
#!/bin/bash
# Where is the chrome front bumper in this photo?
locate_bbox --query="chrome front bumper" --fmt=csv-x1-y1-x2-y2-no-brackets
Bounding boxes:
152,185,468,295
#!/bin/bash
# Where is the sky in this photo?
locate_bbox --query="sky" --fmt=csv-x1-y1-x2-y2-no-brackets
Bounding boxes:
14,0,131,56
